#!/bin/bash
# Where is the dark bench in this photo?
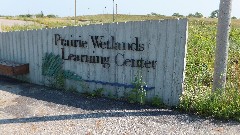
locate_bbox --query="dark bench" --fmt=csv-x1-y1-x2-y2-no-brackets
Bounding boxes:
0,60,29,76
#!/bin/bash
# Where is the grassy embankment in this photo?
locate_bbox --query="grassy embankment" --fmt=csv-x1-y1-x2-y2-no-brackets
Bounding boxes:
2,14,240,121
1,14,173,31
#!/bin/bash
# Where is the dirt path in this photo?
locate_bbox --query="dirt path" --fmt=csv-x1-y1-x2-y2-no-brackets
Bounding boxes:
0,18,34,32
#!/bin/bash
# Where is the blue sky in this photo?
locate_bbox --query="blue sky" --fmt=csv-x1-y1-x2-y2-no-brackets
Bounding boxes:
0,0,239,18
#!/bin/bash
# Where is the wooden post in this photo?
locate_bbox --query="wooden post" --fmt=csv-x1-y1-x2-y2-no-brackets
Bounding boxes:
213,0,233,91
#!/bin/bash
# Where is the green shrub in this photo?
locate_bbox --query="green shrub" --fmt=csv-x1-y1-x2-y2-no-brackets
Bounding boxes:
180,88,240,121
91,88,104,97
47,14,57,18
151,96,164,108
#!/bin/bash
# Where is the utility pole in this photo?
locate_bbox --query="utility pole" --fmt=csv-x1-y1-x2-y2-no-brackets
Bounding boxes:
113,0,115,22
75,0,77,25
116,4,118,21
213,0,233,91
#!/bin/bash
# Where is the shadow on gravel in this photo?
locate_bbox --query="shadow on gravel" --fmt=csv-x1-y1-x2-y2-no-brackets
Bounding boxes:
0,110,175,124
0,75,181,125
0,75,157,111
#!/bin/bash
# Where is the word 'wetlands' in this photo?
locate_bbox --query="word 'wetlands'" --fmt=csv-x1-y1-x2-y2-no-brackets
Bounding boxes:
91,36,145,51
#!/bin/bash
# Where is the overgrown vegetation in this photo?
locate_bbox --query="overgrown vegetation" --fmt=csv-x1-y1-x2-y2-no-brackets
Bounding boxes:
179,20,240,121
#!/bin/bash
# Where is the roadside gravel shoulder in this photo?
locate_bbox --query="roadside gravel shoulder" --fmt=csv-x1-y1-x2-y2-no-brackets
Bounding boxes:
0,76,239,135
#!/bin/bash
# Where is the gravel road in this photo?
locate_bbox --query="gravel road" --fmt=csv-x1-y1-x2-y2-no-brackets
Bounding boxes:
0,76,239,135
0,18,34,32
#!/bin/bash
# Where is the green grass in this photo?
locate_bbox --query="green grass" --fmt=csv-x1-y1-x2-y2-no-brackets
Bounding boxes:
2,14,240,121
180,19,240,121
71,14,174,23
1,24,43,31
